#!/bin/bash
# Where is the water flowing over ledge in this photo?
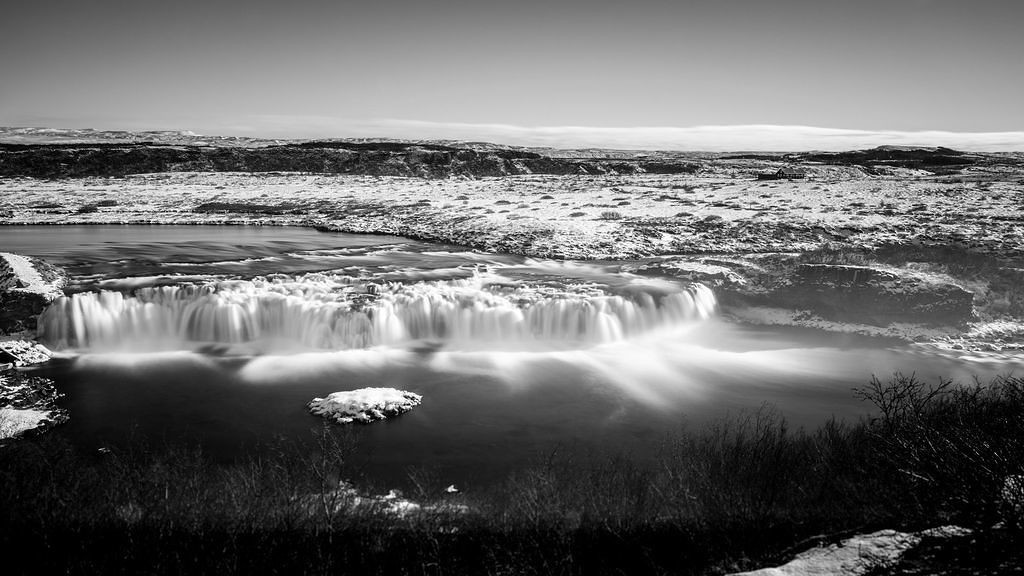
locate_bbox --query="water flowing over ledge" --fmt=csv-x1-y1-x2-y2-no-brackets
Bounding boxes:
38,272,717,352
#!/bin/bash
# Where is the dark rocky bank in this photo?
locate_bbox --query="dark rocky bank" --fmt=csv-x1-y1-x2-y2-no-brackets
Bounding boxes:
0,254,68,439
0,141,700,179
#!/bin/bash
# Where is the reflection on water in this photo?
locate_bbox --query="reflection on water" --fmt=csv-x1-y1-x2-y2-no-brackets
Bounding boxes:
6,225,1022,484
46,323,1021,484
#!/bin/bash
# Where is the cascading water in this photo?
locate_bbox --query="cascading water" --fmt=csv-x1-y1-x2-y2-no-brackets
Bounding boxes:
38,271,718,352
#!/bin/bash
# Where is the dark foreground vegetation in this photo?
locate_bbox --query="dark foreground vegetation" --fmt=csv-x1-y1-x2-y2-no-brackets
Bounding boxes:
2,374,1023,575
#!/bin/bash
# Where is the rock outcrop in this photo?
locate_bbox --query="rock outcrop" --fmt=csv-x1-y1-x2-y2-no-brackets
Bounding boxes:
625,259,751,291
647,258,976,329
766,264,975,326
0,340,65,439
0,255,67,439
794,146,981,175
0,253,67,334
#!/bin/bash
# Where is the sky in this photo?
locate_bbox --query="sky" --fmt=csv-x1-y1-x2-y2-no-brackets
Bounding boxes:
2,0,1023,150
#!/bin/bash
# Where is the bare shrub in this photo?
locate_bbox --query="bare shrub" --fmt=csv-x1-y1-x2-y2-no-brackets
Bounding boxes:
857,373,1024,526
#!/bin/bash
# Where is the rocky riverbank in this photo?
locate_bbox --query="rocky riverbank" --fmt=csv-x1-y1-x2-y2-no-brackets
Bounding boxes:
0,339,65,440
0,253,67,439
1,252,67,333
0,357,67,441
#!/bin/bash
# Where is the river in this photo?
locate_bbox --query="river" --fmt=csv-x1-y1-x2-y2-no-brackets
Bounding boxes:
2,225,1016,486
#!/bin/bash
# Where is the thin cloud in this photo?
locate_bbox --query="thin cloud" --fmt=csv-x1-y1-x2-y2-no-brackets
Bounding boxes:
231,117,1024,152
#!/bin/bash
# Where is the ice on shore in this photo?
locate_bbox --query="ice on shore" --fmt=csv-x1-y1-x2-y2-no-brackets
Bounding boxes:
0,252,63,299
308,387,422,424
730,526,971,576
0,407,49,439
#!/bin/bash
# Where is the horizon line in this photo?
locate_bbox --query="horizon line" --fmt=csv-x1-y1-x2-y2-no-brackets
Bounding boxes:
3,121,1024,152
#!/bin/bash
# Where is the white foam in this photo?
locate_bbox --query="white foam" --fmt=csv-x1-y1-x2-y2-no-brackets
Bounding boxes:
0,408,49,439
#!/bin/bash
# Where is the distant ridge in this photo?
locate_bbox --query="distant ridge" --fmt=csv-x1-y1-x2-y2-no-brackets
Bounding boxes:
4,124,1024,153
0,127,281,148
2,129,1020,180
0,130,703,179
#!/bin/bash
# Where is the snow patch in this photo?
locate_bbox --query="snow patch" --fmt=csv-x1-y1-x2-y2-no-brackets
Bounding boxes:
308,387,422,424
0,407,48,439
965,320,1024,342
295,481,470,518
0,340,53,365
1,253,53,295
731,526,971,576
0,252,64,304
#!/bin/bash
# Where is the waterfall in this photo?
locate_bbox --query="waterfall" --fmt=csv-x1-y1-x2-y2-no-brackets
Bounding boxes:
38,273,717,351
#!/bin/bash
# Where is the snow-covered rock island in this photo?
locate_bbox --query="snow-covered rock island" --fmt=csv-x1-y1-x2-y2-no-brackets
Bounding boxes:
308,388,423,424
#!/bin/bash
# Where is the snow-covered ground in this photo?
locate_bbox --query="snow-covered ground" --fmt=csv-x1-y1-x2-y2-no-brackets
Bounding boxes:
2,172,1023,259
294,480,468,518
3,171,1024,348
0,406,48,439
0,340,63,438
0,252,65,300
731,526,972,576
